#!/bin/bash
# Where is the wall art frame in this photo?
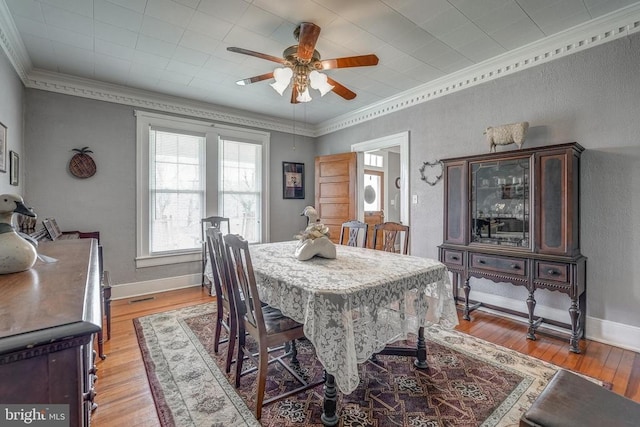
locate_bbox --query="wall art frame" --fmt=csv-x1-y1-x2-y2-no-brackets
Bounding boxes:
0,122,6,173
283,161,305,199
9,150,18,186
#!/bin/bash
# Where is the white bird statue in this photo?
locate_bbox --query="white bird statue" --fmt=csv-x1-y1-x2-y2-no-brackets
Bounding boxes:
0,194,38,274
300,205,319,226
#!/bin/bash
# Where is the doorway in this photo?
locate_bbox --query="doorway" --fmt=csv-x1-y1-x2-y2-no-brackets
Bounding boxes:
351,132,410,248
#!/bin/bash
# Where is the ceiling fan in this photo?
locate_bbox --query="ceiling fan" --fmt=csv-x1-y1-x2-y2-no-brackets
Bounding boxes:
227,22,379,103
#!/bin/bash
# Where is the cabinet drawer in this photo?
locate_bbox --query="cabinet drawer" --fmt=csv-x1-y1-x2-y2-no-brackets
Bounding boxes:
535,261,569,283
443,249,463,265
470,254,526,276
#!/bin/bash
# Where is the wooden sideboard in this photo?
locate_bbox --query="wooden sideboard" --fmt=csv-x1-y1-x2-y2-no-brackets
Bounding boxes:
438,143,587,353
0,239,101,426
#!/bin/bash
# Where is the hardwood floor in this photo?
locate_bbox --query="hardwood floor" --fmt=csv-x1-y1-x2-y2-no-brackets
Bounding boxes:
91,286,640,426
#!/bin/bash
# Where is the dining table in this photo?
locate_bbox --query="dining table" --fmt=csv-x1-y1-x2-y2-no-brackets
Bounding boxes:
249,240,459,426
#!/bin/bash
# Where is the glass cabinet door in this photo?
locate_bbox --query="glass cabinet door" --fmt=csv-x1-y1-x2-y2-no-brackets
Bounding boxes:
470,156,531,248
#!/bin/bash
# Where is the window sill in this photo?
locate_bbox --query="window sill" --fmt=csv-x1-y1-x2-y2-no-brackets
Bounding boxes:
136,251,200,268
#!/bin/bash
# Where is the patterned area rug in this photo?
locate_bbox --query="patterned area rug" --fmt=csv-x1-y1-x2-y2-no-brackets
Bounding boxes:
134,303,572,427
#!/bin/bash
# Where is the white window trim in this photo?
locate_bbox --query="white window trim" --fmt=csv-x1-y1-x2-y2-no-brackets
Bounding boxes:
135,111,270,268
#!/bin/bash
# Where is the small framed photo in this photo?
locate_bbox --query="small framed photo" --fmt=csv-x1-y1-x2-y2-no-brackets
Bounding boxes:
0,122,6,173
283,162,305,199
9,150,18,186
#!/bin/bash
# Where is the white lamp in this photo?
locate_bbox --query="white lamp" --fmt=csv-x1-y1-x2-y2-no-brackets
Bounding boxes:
309,70,334,96
296,87,312,103
270,67,293,95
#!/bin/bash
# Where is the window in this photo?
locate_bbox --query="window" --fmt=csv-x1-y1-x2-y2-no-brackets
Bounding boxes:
219,138,262,243
150,128,204,253
136,111,270,268
364,152,383,168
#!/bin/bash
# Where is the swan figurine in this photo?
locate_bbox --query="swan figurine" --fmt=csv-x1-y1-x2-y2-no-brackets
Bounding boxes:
0,194,38,274
300,205,320,225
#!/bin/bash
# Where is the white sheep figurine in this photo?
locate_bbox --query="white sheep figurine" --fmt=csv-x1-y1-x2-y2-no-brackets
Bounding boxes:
484,121,529,152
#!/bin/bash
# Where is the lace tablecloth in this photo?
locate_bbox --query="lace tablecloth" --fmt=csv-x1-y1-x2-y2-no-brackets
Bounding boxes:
249,241,459,394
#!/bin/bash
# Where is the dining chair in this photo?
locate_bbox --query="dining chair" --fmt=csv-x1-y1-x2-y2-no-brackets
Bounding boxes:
206,228,237,373
201,216,230,289
223,233,322,420
373,221,410,254
339,220,368,247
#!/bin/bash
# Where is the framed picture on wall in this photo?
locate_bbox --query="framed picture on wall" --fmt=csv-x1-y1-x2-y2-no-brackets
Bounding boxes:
9,151,18,186
283,162,305,199
0,122,6,173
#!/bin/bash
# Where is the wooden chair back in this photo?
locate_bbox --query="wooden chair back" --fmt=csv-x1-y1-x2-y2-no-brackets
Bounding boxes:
201,216,230,288
339,220,368,247
206,228,233,313
223,233,265,336
206,228,240,372
373,221,410,255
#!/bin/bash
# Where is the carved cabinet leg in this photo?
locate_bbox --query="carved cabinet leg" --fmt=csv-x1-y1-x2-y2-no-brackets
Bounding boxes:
569,296,582,353
526,289,537,340
463,276,471,321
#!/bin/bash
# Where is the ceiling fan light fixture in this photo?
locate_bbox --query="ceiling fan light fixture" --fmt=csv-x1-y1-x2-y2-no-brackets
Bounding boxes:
296,87,312,103
309,70,334,96
270,67,293,95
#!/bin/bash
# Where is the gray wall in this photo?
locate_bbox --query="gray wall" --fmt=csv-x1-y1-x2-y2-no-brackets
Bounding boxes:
0,49,23,197
23,89,315,285
317,33,640,329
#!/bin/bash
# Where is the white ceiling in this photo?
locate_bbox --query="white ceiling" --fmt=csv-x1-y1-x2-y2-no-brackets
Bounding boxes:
3,0,640,126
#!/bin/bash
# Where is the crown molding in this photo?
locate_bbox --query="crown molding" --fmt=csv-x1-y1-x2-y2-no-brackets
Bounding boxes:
24,69,316,137
2,0,639,138
0,0,31,81
315,3,640,136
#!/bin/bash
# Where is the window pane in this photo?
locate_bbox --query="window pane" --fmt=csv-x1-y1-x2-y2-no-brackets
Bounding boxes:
151,128,204,253
220,139,262,243
364,173,382,211
151,192,202,252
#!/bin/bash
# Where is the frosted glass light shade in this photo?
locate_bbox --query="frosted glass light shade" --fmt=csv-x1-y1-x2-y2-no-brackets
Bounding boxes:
270,67,293,95
309,70,334,96
296,88,312,102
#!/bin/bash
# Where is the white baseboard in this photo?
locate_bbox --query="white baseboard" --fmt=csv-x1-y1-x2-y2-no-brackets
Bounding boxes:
111,274,201,300
466,290,640,353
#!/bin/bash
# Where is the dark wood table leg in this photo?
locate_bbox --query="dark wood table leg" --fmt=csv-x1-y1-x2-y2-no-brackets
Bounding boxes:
414,326,428,369
321,371,338,426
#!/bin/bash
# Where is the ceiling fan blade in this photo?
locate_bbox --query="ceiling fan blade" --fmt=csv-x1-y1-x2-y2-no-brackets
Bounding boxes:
290,85,300,104
319,54,379,70
227,47,286,65
235,72,275,86
296,22,321,62
326,77,356,100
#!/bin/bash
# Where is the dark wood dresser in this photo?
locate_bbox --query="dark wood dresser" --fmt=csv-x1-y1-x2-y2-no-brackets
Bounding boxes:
438,143,587,353
0,239,101,426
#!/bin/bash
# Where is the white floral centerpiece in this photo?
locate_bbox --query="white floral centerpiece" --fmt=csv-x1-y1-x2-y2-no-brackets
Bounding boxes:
294,223,336,261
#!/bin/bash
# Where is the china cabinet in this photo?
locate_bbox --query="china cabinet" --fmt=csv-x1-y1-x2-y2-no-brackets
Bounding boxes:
438,142,586,352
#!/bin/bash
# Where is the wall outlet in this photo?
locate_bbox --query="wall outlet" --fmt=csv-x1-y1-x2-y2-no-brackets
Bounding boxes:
412,194,418,204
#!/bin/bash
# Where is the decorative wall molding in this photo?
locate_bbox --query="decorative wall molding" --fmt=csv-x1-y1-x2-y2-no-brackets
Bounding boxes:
2,1,640,138
0,0,30,81
315,3,640,136
25,70,317,137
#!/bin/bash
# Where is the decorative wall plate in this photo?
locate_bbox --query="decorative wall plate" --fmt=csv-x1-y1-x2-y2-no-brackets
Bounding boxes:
419,160,443,186
69,147,96,178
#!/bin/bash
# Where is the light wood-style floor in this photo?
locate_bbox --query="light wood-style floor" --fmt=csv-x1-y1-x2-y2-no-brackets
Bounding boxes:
91,286,640,426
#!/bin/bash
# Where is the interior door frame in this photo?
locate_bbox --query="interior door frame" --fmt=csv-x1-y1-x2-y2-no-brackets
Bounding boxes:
351,131,410,228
